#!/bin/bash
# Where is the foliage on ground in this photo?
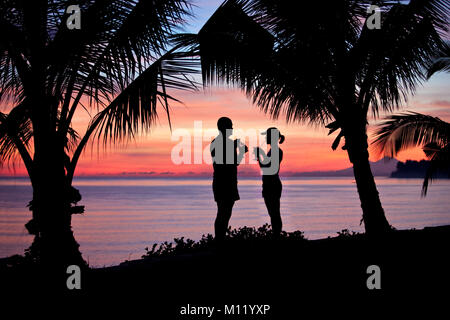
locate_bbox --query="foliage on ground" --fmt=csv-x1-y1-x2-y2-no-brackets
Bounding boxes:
142,224,306,258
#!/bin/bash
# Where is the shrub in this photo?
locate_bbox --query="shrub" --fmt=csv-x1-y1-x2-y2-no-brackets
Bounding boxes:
142,224,306,258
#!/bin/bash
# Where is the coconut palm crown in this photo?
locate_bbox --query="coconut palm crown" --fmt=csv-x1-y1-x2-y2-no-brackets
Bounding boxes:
0,0,198,265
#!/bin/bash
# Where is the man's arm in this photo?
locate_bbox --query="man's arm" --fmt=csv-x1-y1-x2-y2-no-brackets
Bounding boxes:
236,139,248,165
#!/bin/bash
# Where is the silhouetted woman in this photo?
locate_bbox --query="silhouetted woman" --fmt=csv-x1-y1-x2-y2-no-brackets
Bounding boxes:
254,127,284,237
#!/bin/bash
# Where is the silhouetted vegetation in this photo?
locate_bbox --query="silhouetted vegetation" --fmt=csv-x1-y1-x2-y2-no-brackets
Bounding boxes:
336,229,361,238
142,224,306,258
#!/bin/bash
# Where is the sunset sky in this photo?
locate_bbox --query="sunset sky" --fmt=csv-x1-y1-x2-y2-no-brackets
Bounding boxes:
1,0,449,177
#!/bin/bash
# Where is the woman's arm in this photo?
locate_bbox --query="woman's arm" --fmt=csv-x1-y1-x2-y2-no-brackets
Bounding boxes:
254,147,271,168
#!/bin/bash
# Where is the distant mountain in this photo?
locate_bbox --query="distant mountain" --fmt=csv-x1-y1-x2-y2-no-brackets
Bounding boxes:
289,157,398,177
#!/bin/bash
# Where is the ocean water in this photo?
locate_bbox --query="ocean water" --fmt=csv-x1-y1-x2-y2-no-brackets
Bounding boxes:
0,177,449,267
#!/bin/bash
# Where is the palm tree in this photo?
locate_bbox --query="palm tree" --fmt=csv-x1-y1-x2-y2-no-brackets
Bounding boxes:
174,0,450,235
0,0,197,266
373,112,450,195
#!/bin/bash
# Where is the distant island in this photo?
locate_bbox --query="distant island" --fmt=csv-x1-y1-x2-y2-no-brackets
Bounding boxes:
391,160,450,179
290,158,449,179
290,157,398,177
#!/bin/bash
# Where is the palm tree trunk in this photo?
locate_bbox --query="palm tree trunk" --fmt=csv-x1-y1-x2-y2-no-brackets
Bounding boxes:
28,132,85,269
345,125,391,235
31,183,84,266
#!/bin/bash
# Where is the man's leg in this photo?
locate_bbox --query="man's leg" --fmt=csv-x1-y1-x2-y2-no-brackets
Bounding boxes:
214,200,234,241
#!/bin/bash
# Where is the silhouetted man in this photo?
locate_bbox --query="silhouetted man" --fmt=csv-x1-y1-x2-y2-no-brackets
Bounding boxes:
210,117,248,241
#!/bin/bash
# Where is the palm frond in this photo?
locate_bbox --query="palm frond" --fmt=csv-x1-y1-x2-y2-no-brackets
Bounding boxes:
0,13,29,104
197,0,274,89
45,0,193,107
242,0,372,124
58,119,80,153
356,0,450,116
92,49,198,145
67,48,198,182
374,111,450,196
422,143,450,195
0,112,21,165
427,40,450,78
372,111,450,157
0,102,33,172
194,0,340,124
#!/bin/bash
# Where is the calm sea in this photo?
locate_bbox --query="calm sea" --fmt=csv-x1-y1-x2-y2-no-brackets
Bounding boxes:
0,177,449,267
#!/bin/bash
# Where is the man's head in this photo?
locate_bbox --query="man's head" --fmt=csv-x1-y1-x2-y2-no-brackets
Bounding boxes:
217,117,233,137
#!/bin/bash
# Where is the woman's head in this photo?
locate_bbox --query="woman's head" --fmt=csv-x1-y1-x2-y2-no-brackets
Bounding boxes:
263,127,285,145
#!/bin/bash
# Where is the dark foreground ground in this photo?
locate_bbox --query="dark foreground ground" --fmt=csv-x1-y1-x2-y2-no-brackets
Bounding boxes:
1,225,449,316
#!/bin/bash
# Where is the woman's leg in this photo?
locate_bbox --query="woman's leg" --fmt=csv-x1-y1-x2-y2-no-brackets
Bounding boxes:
264,197,282,236
215,200,235,241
